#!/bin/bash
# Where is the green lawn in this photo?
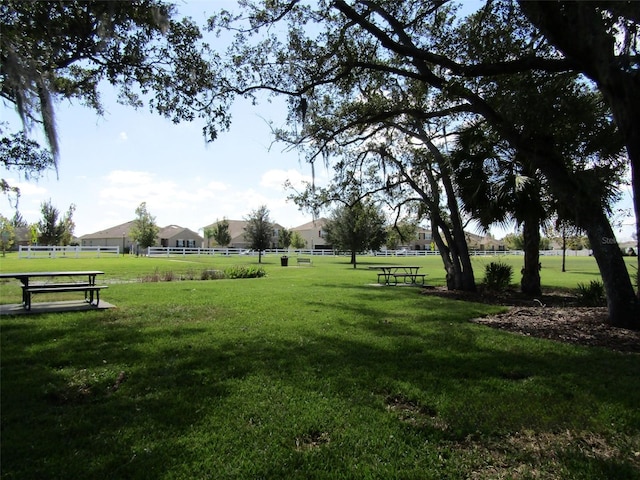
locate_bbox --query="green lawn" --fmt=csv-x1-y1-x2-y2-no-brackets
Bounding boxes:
1,253,639,479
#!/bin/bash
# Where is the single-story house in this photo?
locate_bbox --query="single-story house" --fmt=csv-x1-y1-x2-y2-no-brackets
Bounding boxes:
80,221,135,250
79,221,203,251
158,225,203,248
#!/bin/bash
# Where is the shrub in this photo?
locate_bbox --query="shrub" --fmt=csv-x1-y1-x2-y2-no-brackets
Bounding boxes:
575,280,606,306
201,269,225,280
162,270,176,282
483,261,513,292
224,265,266,279
140,268,161,283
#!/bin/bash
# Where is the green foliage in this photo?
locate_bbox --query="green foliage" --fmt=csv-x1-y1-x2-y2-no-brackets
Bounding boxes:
324,196,387,265
210,218,231,247
483,261,513,291
243,205,274,263
503,233,525,250
278,227,292,249
386,222,418,250
202,226,215,248
59,203,76,246
130,202,159,249
566,235,589,250
200,269,225,280
37,199,65,246
504,232,556,251
213,0,637,323
290,230,307,249
138,266,264,282
576,280,607,307
223,265,266,279
0,129,55,180
0,214,15,255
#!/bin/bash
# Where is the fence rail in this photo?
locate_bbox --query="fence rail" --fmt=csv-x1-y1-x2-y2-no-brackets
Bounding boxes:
14,245,596,259
18,245,121,258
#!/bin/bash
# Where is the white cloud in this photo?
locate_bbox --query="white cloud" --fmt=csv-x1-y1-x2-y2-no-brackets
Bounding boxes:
118,131,128,142
3,179,48,196
260,169,313,190
205,180,228,191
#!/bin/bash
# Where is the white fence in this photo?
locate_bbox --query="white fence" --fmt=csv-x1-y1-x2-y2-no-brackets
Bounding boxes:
145,247,595,257
18,245,121,258
145,247,340,257
16,245,594,259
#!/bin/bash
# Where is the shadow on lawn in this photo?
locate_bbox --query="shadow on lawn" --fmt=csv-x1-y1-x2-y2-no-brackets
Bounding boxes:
2,303,639,479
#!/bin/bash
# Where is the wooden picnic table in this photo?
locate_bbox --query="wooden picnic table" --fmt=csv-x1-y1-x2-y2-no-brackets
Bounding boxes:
0,271,106,310
368,266,425,286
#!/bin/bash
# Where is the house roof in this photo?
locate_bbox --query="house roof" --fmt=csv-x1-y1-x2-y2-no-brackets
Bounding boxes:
291,218,328,231
79,221,135,239
80,221,202,241
157,225,203,240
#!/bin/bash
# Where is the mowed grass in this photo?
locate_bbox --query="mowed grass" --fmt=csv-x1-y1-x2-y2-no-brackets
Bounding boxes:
1,253,639,479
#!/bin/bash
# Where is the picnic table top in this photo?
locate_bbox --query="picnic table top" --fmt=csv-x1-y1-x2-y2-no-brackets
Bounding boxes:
367,265,421,270
0,271,104,279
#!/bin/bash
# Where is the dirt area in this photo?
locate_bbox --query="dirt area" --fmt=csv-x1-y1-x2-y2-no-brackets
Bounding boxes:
420,286,640,354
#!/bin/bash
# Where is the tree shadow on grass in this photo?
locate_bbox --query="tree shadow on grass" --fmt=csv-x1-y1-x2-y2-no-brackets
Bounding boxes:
2,299,639,479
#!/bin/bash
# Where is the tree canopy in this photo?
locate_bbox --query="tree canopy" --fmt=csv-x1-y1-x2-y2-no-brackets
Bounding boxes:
243,205,274,263
130,202,159,249
211,219,232,247
324,195,387,268
37,199,71,246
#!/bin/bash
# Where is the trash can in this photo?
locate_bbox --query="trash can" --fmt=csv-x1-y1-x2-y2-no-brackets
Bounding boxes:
280,256,289,267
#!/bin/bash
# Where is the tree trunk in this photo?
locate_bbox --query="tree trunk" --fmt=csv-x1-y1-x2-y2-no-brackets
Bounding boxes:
423,149,477,292
521,217,542,296
518,0,640,299
442,163,477,292
585,213,639,329
431,212,476,291
351,250,357,268
531,152,639,328
561,230,567,273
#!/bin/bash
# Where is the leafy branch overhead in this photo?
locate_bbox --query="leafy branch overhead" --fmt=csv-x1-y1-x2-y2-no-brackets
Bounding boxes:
1,0,234,166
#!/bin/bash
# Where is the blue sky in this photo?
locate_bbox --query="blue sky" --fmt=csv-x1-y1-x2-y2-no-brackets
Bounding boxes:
1,86,318,237
1,1,636,242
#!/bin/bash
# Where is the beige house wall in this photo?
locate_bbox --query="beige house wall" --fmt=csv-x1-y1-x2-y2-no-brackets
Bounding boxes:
291,218,330,249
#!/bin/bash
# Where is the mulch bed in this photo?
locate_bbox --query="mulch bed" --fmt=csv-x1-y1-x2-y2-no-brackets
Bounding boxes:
420,286,640,354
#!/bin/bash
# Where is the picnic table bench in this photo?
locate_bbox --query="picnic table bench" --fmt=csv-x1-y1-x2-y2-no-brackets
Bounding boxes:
0,271,107,310
369,266,426,286
297,257,312,265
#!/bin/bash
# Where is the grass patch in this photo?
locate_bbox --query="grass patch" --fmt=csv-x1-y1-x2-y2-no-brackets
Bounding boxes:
1,253,639,478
